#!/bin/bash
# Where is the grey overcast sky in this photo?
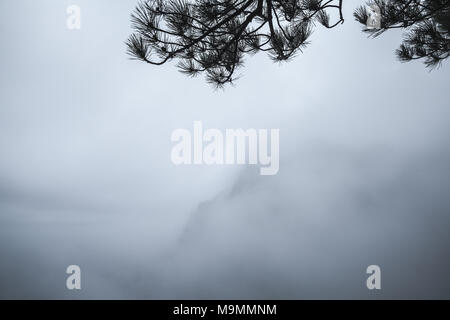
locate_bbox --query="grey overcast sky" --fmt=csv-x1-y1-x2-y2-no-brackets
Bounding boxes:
0,0,450,299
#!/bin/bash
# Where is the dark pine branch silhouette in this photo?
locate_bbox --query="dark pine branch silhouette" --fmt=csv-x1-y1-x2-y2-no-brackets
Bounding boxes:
126,0,344,87
354,0,450,68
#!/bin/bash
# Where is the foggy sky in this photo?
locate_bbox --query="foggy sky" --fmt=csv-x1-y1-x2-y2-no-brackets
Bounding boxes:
0,0,450,299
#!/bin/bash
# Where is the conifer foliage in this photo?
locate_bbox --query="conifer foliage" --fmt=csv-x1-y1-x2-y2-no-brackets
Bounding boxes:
126,0,344,87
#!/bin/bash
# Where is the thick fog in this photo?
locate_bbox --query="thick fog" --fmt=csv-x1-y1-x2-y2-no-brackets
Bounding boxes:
0,0,449,299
